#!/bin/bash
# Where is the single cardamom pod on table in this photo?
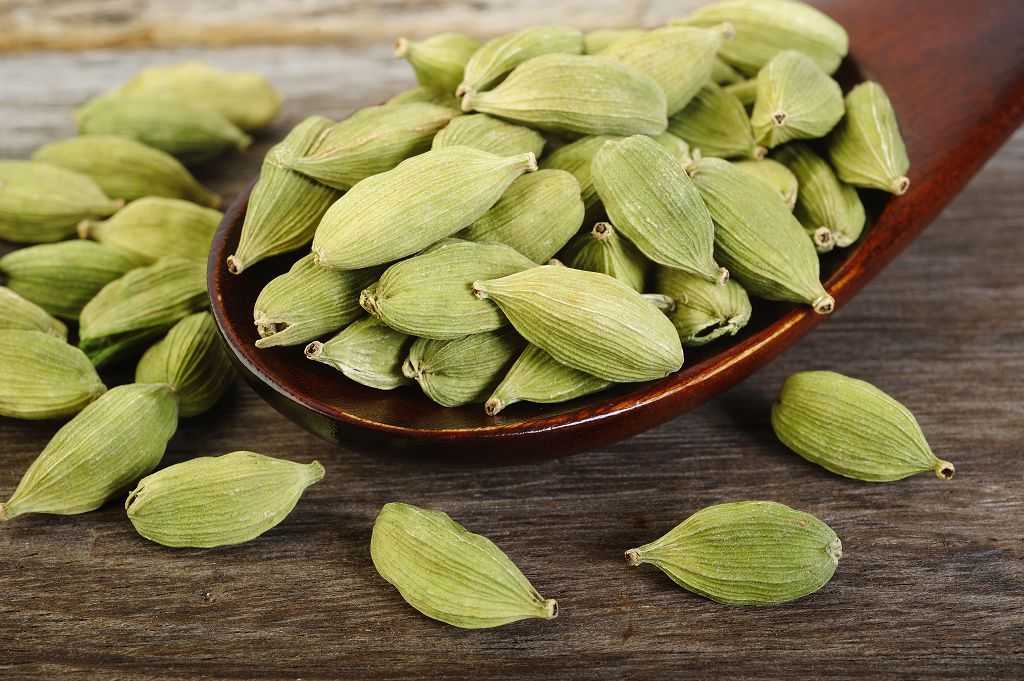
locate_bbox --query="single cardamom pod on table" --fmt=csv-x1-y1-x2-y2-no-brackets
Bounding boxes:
771,370,955,482
395,32,482,92
560,222,649,292
125,451,323,548
458,25,583,97
827,81,911,195
432,113,546,158
653,266,752,347
0,383,178,521
775,142,865,248
667,83,765,159
305,316,413,391
371,502,558,628
0,286,67,338
485,344,611,415
750,50,844,148
0,330,106,420
626,500,842,605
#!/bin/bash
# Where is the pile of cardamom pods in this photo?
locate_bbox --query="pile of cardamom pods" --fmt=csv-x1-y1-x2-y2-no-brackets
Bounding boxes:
1,0,953,627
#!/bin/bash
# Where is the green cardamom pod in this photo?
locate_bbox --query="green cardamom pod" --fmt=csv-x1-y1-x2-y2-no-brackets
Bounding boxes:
771,371,955,482
473,266,683,382
361,239,535,340
603,24,732,115
135,311,234,417
712,56,744,85
652,266,752,346
74,93,251,165
386,86,462,111
395,33,483,92
583,28,646,54
731,158,798,210
459,169,584,263
0,330,106,420
304,316,413,391
775,142,865,248
79,256,209,366
0,286,67,339
115,60,281,131
723,77,757,106
593,135,727,283
227,116,343,274
403,328,526,407
667,83,765,159
485,344,611,415
125,451,323,548
827,81,910,195
461,54,668,136
651,131,694,166
750,50,844,148
626,500,842,605
560,222,649,292
371,502,558,628
458,25,584,97
0,160,122,244
539,134,617,216
312,146,536,270
432,113,546,158
673,0,849,76
79,197,221,264
688,157,833,313
286,103,457,190
253,254,379,349
31,135,220,207
0,241,140,320
0,383,178,521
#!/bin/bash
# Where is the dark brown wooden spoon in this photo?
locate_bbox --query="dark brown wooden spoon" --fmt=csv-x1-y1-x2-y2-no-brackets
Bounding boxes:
209,0,1024,465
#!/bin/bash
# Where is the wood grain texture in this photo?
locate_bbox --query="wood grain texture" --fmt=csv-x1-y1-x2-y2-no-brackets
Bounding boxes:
1,43,1022,680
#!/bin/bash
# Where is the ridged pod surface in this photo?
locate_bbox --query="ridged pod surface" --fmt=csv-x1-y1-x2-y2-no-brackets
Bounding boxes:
126,452,323,548
304,316,413,391
561,222,649,292
539,135,617,215
750,51,844,148
459,25,584,96
583,29,645,55
432,113,546,159
386,86,462,111
371,502,558,628
0,286,67,338
0,330,106,420
775,143,865,248
626,501,842,605
653,267,751,346
80,197,221,264
485,344,611,415
395,33,483,92
731,158,798,210
772,371,955,482
667,83,764,159
827,81,910,195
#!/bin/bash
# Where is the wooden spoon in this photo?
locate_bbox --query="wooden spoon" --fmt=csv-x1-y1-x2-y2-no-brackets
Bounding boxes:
209,0,1024,465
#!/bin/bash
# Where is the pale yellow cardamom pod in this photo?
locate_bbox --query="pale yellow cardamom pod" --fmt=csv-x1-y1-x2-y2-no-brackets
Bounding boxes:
668,83,765,159
0,330,106,420
583,28,646,55
0,286,67,339
731,158,798,210
750,50,844,148
395,33,483,92
485,344,611,415
79,196,221,264
431,113,546,159
775,142,866,248
459,25,584,96
305,316,413,391
653,266,752,346
827,81,910,195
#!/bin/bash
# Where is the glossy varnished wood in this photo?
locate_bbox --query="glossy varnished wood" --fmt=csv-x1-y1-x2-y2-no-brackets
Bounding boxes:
209,0,1024,464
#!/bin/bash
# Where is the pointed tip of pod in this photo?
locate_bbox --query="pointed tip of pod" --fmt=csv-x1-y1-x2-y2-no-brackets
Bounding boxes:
543,599,559,620
359,288,380,316
455,83,468,98
523,151,538,172
827,537,843,564
716,266,730,285
226,255,245,275
307,460,326,483
893,176,910,195
304,341,324,360
935,460,955,480
546,258,566,267
77,219,94,240
471,281,489,299
624,549,642,567
484,397,504,416
0,502,8,523
592,222,613,240
812,227,836,253
753,145,768,160
401,358,420,380
718,21,736,40
812,294,835,315
395,37,409,59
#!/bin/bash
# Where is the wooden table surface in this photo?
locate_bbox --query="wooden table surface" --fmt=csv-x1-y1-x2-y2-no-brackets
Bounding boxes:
1,45,1022,680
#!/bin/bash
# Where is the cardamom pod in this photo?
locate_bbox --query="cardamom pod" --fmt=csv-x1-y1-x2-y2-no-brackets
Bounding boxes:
459,169,584,263
286,103,457,190
651,131,694,166
395,33,483,92
79,197,221,264
74,93,251,165
227,116,343,274
386,86,462,111
731,158,798,210
667,83,765,159
116,60,281,131
485,344,611,415
432,113,546,158
371,502,558,628
626,500,842,605
304,316,413,390
712,56,744,85
0,160,122,243
403,328,526,407
473,266,683,382
0,241,140,320
771,371,955,482
0,286,67,339
458,25,584,97
461,54,668,136
688,157,833,313
750,50,844,148
592,135,726,283
673,0,849,76
312,146,536,270
0,383,178,521
583,28,646,54
539,134,617,216
723,77,757,106
79,256,209,366
31,135,220,207
125,451,323,548
775,142,865,248
560,222,649,292
361,239,535,340
603,24,732,115
253,254,380,349
0,330,107,419
827,81,910,195
653,266,752,346
135,311,234,417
